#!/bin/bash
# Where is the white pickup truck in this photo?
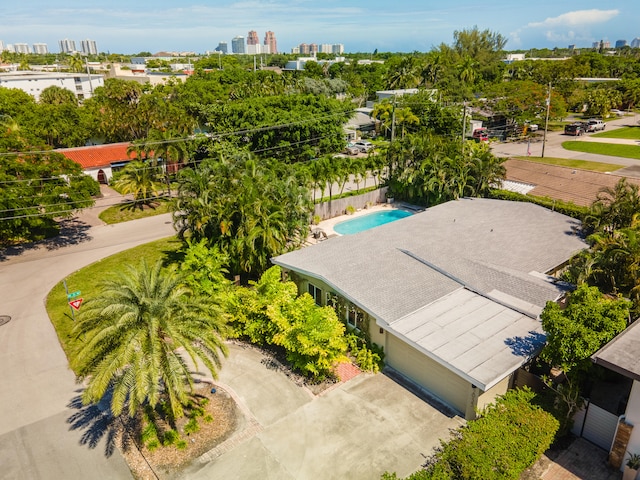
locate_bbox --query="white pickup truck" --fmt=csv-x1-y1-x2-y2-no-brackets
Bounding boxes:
586,119,606,132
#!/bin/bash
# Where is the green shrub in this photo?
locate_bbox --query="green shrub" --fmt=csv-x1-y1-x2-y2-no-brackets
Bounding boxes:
346,333,384,373
488,189,588,220
183,418,200,435
176,439,188,450
162,429,180,447
391,388,558,480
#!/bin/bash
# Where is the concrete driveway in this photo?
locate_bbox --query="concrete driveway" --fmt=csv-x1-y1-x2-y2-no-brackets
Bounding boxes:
180,343,464,480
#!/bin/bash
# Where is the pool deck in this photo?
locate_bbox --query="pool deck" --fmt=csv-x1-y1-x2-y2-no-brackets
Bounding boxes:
308,202,420,242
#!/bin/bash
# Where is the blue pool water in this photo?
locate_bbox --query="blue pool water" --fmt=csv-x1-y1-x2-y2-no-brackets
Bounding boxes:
334,210,412,235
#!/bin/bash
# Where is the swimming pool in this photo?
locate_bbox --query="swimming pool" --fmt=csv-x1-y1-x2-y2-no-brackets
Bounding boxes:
333,210,412,235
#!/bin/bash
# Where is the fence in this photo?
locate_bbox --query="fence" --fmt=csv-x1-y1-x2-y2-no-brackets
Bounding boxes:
314,187,389,220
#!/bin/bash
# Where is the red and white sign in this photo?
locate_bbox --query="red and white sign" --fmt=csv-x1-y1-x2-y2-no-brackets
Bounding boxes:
69,298,83,310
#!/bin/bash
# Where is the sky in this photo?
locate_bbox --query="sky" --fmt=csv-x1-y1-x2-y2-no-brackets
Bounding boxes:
1,1,639,55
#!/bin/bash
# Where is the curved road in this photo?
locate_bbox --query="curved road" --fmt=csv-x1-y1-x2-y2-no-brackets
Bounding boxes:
0,213,175,479
491,113,640,171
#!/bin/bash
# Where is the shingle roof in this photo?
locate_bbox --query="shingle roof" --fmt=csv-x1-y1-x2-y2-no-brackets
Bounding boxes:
274,198,586,322
592,319,640,382
58,143,137,169
272,198,588,390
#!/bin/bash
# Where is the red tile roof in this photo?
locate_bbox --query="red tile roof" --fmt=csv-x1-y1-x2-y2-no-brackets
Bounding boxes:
58,142,138,169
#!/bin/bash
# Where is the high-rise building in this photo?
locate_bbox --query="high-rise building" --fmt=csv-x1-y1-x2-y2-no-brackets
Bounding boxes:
215,42,228,54
264,31,277,54
332,44,344,55
13,43,30,54
33,43,49,54
0,40,5,52
59,38,76,53
247,43,266,55
81,39,98,55
615,39,628,48
247,30,259,46
231,36,245,54
298,43,310,55
320,44,332,54
309,43,318,54
632,38,640,48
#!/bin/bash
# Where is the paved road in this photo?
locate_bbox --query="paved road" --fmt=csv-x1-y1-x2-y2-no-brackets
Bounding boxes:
491,114,640,171
0,213,175,479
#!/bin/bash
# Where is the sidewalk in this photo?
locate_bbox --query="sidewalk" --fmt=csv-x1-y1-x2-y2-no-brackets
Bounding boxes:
75,184,132,227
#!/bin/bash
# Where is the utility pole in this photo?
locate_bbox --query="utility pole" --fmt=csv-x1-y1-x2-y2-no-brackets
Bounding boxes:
461,101,467,154
390,96,397,143
85,57,94,95
541,82,551,158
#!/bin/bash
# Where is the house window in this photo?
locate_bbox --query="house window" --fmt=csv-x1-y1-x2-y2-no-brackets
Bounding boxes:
347,305,365,331
308,283,322,306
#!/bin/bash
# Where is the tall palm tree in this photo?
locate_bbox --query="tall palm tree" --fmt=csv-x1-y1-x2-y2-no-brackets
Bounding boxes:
71,260,228,420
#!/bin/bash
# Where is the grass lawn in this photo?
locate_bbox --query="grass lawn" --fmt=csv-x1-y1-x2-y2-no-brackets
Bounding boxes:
561,141,640,160
592,126,640,140
46,236,183,369
514,156,624,172
99,198,172,224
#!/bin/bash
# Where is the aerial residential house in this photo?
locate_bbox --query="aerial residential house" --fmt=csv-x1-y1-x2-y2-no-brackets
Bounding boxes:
272,198,587,419
58,143,138,184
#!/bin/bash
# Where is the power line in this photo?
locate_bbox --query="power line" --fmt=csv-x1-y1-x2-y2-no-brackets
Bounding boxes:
0,195,171,221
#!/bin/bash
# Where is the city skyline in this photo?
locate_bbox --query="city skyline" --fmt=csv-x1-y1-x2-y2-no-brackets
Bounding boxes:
0,1,639,54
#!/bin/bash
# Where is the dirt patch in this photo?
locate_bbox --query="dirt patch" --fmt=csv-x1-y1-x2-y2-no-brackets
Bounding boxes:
119,384,241,479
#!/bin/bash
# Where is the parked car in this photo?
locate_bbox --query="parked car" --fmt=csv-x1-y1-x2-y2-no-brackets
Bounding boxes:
564,123,586,136
526,123,539,132
611,109,625,117
586,119,606,132
472,128,489,142
343,144,360,155
354,140,374,153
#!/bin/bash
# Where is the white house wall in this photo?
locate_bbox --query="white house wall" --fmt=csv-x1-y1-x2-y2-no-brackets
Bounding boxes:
623,380,640,471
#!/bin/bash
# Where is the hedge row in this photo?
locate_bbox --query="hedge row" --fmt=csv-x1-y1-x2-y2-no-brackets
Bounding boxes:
385,388,559,480
488,189,589,220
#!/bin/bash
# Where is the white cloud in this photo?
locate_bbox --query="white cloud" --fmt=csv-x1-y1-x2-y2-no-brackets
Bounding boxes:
528,9,619,28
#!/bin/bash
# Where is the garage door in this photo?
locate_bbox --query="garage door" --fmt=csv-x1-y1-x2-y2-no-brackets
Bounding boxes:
386,334,470,415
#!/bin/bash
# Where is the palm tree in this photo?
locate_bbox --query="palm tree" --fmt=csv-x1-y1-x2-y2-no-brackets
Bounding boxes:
67,54,85,73
115,160,162,207
394,107,420,139
384,56,420,90
71,260,228,420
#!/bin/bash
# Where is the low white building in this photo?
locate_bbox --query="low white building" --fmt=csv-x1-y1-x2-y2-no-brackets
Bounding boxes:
58,142,136,184
0,71,104,101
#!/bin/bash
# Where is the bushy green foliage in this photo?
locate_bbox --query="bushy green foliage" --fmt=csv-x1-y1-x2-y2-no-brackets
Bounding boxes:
173,155,312,277
345,333,384,373
541,284,630,374
0,150,97,245
231,266,349,380
392,388,558,480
